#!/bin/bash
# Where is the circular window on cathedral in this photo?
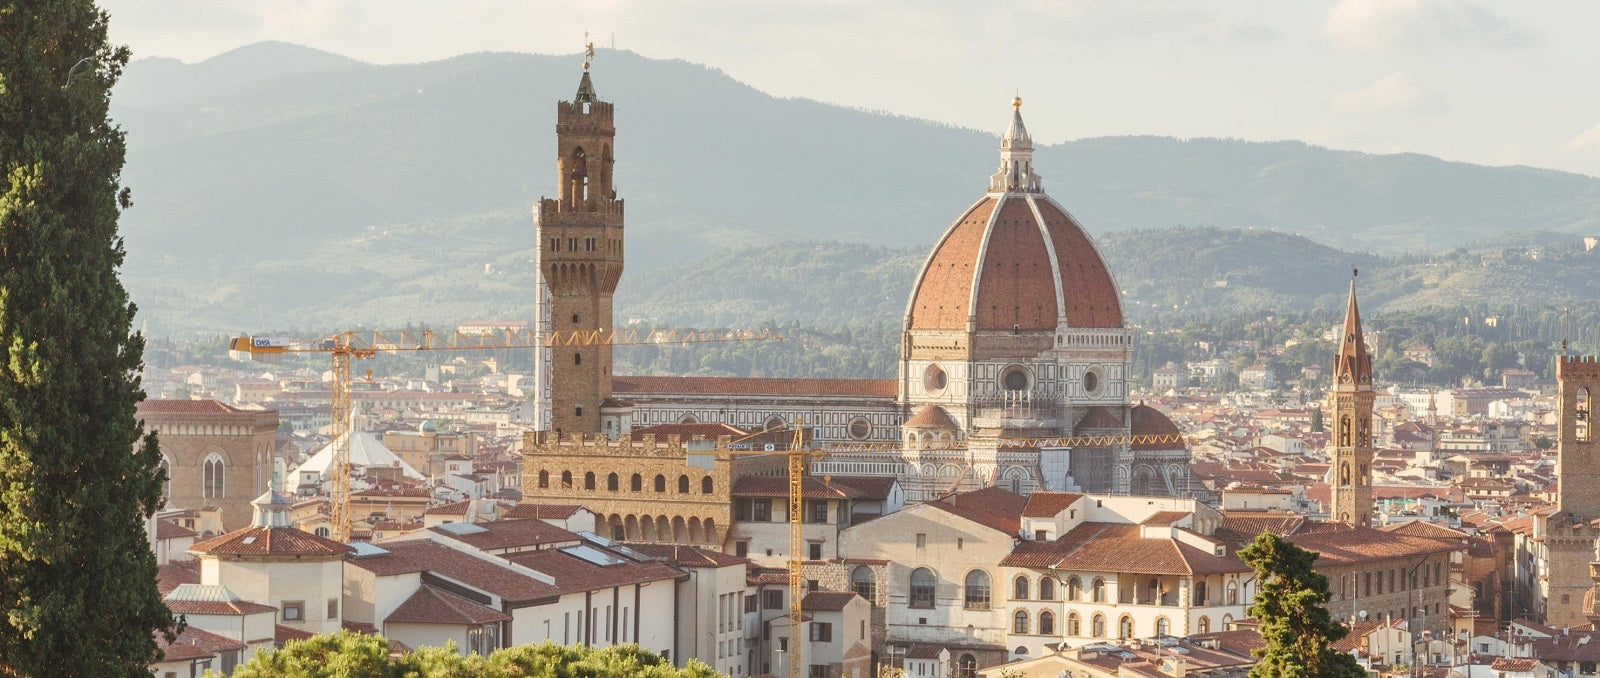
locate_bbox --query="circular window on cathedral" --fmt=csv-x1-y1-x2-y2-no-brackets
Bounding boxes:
924,364,948,395
848,417,872,441
1000,365,1031,392
1083,368,1101,396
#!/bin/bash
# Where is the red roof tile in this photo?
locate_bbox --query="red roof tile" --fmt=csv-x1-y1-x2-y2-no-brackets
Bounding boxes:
503,546,686,595
1286,526,1462,566
734,475,867,499
156,626,245,663
189,527,352,558
625,543,748,568
502,503,587,521
630,422,751,440
612,375,895,399
904,405,958,429
166,599,278,617
386,585,510,626
427,519,580,551
137,399,249,414
348,540,558,603
926,487,1028,536
1002,522,1249,575
1021,492,1084,518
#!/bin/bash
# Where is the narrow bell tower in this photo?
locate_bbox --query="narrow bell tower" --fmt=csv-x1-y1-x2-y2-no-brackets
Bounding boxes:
536,42,623,435
1328,274,1374,525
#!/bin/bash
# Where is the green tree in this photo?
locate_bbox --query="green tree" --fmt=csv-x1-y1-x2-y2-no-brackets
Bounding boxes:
1237,532,1364,678
0,2,175,673
227,632,726,678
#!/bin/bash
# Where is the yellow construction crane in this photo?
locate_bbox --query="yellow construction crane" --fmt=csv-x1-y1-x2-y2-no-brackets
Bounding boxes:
228,327,781,542
727,419,820,678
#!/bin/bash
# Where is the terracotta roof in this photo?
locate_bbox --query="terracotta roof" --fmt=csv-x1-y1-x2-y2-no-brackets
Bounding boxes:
275,625,314,645
904,405,958,429
346,540,558,603
734,475,867,499
1530,631,1600,662
1021,492,1084,518
502,503,587,521
903,644,946,660
1214,511,1306,544
424,500,471,516
1286,526,1462,565
166,598,278,617
1380,520,1466,540
624,543,747,568
138,399,248,414
612,375,895,399
156,561,202,595
1489,657,1541,671
1130,405,1183,449
1188,629,1267,658
385,585,510,626
801,591,862,611
427,519,580,552
156,625,246,663
156,518,198,541
925,487,1028,535
906,194,1122,331
1002,522,1249,575
189,527,352,558
503,546,686,595
1141,511,1189,526
824,476,899,501
629,422,751,440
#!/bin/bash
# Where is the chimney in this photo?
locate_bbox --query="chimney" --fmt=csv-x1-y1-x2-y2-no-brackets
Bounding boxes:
1161,655,1187,678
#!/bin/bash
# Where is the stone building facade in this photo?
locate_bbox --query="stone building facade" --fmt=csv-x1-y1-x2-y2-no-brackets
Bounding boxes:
1537,356,1600,627
137,399,278,533
520,430,787,548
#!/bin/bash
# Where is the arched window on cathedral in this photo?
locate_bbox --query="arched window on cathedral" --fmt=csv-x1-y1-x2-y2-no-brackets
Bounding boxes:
701,476,714,494
202,453,225,499
677,475,690,494
630,473,642,492
538,470,549,488
654,475,666,492
584,472,596,490
607,473,618,491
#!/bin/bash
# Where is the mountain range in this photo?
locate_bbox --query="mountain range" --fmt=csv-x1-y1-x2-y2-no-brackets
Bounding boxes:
110,42,1600,336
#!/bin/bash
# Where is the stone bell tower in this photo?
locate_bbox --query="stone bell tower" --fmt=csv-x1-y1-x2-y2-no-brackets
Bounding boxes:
1328,277,1374,526
535,47,623,435
1543,356,1600,626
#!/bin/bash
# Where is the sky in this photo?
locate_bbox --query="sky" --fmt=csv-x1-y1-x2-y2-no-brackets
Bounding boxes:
99,0,1600,178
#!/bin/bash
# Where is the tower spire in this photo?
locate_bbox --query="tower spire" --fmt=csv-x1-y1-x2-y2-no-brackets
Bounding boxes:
1329,274,1375,526
575,36,598,104
989,95,1042,193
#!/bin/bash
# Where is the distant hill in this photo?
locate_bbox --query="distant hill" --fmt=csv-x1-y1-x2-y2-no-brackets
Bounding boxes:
110,42,1600,335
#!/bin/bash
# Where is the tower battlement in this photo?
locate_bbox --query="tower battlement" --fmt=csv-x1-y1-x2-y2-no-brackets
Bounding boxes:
1559,355,1600,379
557,99,615,123
537,197,625,221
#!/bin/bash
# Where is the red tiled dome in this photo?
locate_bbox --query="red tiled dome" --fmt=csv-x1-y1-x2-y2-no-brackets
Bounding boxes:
906,193,1122,332
1130,404,1182,450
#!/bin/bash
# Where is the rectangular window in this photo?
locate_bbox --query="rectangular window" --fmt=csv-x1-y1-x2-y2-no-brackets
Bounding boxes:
915,533,926,549
810,622,833,642
753,500,770,522
809,665,830,678
736,541,749,558
1035,529,1047,541
327,598,338,620
764,590,784,610
809,501,828,524
745,594,758,613
808,542,822,560
283,601,304,622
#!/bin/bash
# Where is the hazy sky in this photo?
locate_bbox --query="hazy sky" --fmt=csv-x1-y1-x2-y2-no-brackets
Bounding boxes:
100,0,1600,178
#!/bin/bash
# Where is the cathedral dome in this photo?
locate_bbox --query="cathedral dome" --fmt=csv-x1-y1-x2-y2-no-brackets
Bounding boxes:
905,101,1122,332
1130,404,1182,450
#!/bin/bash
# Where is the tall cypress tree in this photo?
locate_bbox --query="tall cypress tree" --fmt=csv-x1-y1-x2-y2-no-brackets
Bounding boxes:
0,1,176,674
1238,532,1365,678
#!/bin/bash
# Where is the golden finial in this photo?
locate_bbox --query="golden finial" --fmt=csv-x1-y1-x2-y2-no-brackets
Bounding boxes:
1012,95,1022,110
583,32,595,71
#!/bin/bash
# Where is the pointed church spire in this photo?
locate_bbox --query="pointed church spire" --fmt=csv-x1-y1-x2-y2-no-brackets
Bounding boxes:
989,96,1042,193
1334,272,1371,389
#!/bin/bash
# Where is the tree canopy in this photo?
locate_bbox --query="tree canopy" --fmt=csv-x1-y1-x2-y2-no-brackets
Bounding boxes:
1237,532,1365,678
0,0,175,674
223,632,726,678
